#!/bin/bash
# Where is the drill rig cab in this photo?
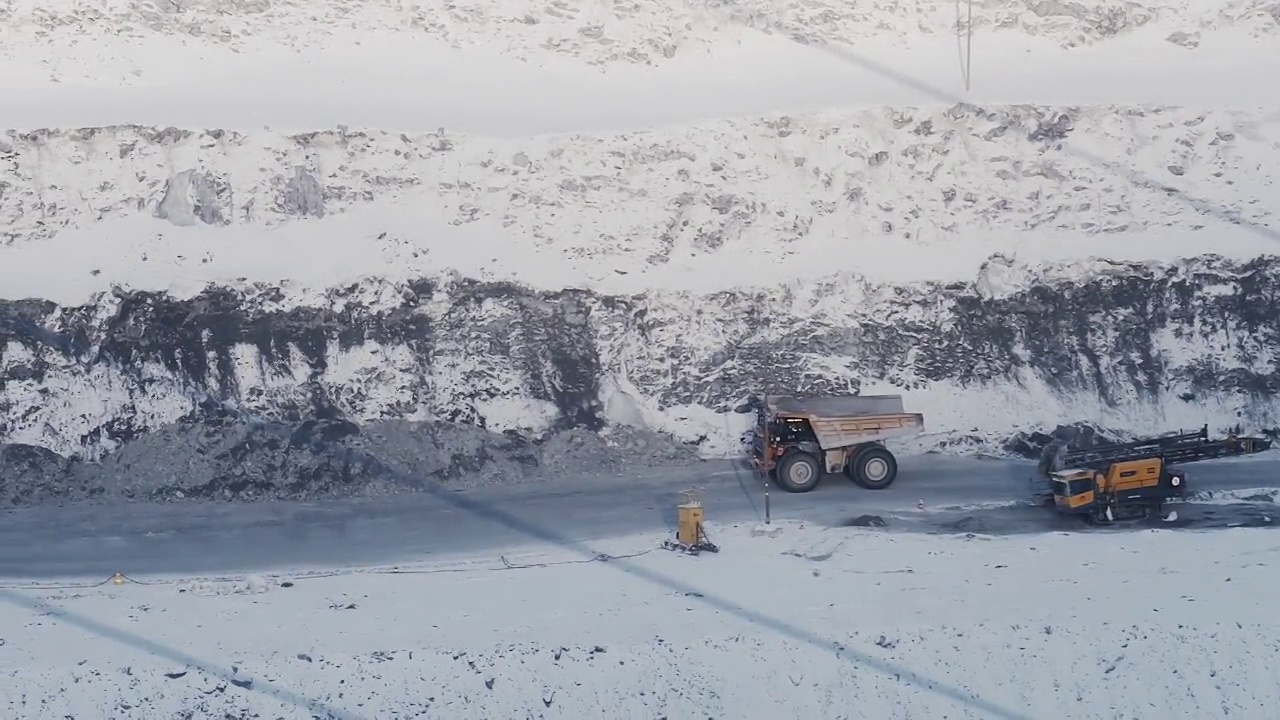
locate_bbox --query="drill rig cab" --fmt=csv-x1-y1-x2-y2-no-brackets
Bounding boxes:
1050,458,1188,523
736,394,925,493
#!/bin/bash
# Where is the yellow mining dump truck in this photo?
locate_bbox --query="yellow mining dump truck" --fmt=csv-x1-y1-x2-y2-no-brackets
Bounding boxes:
738,394,925,493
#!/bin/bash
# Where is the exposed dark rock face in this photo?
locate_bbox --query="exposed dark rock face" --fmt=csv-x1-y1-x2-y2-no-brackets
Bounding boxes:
0,401,697,508
3,254,1280,505
607,255,1280,416
0,444,97,506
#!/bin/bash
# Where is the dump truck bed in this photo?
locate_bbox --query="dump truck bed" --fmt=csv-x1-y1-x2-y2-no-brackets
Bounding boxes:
764,394,925,449
765,394,909,417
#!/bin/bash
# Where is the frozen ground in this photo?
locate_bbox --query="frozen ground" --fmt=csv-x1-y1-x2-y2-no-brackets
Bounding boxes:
4,0,1280,134
3,518,1279,718
2,453,1277,578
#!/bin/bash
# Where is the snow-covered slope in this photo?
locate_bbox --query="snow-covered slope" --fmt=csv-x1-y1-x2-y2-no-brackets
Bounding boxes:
2,0,1279,496
5,0,1278,76
4,521,1279,717
3,106,1279,294
5,0,1280,134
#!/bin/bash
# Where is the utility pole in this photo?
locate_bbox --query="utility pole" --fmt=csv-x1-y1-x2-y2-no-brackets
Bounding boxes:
957,0,974,91
966,0,973,91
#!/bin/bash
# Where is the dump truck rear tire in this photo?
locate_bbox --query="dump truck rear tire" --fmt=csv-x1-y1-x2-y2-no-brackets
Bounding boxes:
775,451,822,493
850,446,898,490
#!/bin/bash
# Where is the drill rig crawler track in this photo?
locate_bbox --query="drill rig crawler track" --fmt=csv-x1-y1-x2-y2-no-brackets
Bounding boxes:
1034,425,1272,524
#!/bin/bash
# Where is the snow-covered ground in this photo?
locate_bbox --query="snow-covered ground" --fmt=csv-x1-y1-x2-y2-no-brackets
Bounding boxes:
2,520,1278,718
3,105,1280,303
4,0,1279,136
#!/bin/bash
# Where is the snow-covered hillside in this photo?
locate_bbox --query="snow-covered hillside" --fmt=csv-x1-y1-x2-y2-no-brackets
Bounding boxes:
4,0,1279,77
6,0,1280,133
2,0,1279,497
3,106,1278,292
4,521,1278,717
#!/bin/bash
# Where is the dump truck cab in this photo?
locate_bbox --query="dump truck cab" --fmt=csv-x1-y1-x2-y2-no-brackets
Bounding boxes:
739,394,925,493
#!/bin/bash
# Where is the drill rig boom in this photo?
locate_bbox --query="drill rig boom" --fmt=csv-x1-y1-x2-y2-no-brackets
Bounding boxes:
1058,425,1270,471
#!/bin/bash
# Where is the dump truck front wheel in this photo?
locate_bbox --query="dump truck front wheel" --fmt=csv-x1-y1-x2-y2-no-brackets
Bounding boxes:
849,446,898,490
775,451,822,493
